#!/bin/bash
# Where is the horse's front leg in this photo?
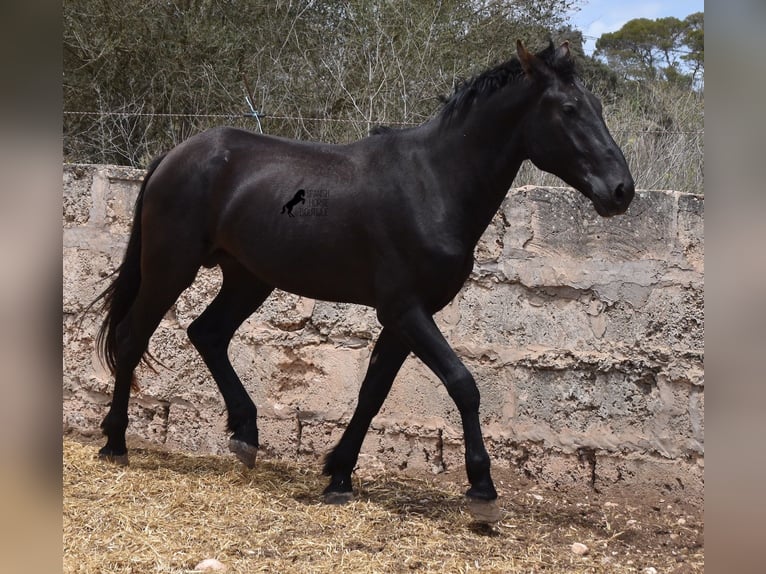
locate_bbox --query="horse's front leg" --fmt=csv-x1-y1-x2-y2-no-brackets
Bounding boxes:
323,328,409,502
384,304,501,523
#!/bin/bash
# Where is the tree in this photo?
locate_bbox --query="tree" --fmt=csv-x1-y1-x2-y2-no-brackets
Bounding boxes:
682,12,704,86
594,12,704,87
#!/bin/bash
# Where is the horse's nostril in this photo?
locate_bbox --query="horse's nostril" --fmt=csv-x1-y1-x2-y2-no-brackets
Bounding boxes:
610,181,635,213
614,183,625,202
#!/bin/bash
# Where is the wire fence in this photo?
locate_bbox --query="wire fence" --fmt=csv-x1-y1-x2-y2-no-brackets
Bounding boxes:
63,108,704,194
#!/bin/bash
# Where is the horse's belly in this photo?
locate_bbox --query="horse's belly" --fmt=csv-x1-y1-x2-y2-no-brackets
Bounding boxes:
263,258,376,305
222,224,377,306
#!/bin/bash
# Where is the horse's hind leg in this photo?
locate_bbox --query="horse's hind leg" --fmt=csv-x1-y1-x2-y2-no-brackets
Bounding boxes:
187,260,273,468
99,265,199,464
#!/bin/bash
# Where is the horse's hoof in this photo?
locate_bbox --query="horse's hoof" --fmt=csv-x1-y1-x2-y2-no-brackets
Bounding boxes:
98,451,129,466
229,438,257,469
466,496,502,524
323,491,354,505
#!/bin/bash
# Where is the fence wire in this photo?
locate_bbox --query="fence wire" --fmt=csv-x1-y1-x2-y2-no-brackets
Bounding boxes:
63,109,704,194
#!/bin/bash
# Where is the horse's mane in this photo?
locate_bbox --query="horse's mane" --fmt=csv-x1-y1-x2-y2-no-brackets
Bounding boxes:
439,41,577,121
367,42,576,134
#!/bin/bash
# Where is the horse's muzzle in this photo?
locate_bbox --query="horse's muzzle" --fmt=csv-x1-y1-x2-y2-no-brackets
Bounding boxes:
592,179,635,217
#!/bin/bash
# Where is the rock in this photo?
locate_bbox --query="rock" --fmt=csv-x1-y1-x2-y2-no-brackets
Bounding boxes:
643,568,658,574
195,558,227,571
571,542,589,556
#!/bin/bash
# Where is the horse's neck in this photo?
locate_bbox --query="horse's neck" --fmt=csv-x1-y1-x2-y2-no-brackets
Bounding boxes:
424,91,530,246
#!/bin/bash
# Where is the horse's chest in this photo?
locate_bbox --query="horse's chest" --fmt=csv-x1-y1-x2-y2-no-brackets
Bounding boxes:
410,245,474,306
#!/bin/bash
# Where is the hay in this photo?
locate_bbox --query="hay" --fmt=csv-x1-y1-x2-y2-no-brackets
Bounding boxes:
63,439,703,573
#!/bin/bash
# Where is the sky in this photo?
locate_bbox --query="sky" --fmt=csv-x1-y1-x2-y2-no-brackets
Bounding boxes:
568,0,705,55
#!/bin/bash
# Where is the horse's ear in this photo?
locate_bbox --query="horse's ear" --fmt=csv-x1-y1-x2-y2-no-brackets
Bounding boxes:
555,40,572,62
516,39,548,80
516,40,536,77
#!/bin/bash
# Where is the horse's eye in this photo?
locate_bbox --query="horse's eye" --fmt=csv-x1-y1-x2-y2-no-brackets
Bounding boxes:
562,103,577,116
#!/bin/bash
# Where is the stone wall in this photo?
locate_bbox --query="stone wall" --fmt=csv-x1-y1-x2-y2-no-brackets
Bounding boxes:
63,164,704,497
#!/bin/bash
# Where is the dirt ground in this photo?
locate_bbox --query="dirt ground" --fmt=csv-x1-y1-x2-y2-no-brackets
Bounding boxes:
63,436,703,573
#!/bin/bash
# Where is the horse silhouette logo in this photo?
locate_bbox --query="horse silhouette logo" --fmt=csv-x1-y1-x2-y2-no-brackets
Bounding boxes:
281,189,306,217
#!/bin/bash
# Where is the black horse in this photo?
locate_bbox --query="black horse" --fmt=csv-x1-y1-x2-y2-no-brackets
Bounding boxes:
93,41,634,522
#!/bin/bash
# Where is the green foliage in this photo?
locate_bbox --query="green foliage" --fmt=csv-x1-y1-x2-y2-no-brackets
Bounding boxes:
594,12,704,87
682,12,704,83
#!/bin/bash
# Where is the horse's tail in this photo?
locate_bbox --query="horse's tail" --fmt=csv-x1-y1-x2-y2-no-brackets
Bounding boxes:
92,153,167,379
281,204,287,214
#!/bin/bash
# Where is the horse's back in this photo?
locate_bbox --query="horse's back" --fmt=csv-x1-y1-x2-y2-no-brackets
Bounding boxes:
140,127,380,302
138,125,447,306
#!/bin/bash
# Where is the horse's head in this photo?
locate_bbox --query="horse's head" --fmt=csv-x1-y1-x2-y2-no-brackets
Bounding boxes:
517,40,634,217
